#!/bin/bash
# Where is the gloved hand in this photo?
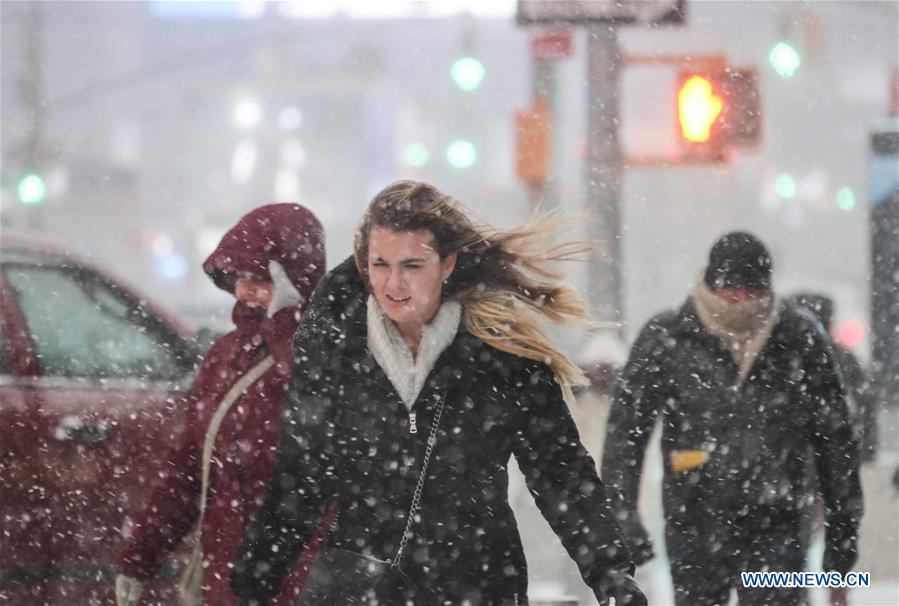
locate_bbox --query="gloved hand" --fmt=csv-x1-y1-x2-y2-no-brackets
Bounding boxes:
620,514,654,565
595,570,648,606
115,574,143,606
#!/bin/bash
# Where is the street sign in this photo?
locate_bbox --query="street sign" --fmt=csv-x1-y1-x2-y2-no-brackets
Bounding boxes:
517,0,686,26
531,29,573,61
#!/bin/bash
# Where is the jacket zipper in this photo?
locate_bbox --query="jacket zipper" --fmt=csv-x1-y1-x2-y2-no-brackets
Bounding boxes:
408,412,417,434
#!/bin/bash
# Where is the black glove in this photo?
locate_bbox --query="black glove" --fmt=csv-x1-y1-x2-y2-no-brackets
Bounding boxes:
620,514,654,565
595,570,648,606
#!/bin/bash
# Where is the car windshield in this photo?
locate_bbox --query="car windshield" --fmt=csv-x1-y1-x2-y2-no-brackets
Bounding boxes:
4,262,187,382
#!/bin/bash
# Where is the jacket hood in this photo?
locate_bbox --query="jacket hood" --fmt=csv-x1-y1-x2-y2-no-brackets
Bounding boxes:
203,203,325,316
294,255,368,355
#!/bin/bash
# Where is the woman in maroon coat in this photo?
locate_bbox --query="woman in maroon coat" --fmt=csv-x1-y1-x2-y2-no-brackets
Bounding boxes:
115,204,327,606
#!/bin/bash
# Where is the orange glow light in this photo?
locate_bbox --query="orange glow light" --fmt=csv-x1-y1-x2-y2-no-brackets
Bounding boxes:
678,75,724,143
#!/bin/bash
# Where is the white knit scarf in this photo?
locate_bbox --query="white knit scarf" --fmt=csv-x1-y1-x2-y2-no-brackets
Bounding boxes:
366,295,462,410
692,278,780,386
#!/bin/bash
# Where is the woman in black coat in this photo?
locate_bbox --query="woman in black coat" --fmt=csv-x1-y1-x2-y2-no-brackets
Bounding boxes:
231,181,645,606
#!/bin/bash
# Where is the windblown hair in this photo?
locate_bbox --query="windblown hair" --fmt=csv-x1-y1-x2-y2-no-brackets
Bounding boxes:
354,180,590,392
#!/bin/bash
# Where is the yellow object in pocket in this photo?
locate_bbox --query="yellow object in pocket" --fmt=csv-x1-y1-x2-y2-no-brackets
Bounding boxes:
670,449,709,472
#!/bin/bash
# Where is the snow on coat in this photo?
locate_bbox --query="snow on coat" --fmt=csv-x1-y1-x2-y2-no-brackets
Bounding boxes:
231,256,636,605
602,297,863,575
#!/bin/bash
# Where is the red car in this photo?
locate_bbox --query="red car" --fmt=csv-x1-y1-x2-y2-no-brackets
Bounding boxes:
0,236,202,605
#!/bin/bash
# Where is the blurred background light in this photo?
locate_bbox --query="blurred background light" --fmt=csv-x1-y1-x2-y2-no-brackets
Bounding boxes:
403,143,430,167
775,173,796,199
836,319,864,349
769,41,801,78
836,186,856,212
155,252,188,280
450,56,486,92
17,173,47,205
232,98,262,130
445,139,476,168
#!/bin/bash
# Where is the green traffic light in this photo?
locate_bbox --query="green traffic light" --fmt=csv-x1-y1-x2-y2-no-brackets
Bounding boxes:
769,42,800,78
836,187,856,212
446,140,476,169
18,173,47,205
450,57,485,92
775,173,796,199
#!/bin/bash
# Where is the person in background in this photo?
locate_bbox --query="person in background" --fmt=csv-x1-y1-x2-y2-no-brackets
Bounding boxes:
790,292,878,462
230,180,646,606
602,231,863,606
115,204,327,606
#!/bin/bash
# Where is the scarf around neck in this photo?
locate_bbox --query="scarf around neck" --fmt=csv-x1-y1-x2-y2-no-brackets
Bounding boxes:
367,295,462,410
692,278,781,386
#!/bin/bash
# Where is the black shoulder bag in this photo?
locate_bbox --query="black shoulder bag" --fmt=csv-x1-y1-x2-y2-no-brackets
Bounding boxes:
297,394,446,606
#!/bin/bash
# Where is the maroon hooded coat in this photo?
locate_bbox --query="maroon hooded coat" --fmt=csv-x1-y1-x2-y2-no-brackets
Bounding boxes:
117,204,327,606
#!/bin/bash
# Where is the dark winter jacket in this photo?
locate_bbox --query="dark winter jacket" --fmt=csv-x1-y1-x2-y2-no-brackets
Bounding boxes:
231,257,635,605
831,345,878,461
602,298,863,574
117,204,327,606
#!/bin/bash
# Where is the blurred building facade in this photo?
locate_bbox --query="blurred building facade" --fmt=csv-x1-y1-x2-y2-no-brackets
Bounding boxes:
1,0,896,351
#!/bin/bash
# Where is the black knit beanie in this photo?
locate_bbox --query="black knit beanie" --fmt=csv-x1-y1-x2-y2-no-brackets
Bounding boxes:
704,231,772,290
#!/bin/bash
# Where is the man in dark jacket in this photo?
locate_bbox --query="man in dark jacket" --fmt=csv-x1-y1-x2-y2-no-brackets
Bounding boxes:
790,292,878,462
602,232,863,606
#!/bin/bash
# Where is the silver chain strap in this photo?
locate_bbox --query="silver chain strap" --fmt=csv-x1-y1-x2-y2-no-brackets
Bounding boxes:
391,393,446,568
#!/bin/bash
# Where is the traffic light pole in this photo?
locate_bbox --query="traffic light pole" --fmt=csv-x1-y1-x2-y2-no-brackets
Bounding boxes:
585,25,625,336
531,57,558,209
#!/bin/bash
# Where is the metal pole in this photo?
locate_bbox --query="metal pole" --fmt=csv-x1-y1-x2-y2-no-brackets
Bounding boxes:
532,57,558,210
585,25,624,335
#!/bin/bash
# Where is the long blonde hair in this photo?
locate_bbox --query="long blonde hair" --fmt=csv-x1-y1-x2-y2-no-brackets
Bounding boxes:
354,180,590,391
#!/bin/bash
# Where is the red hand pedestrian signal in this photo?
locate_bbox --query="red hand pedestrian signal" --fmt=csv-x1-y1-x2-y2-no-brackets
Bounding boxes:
678,75,724,143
